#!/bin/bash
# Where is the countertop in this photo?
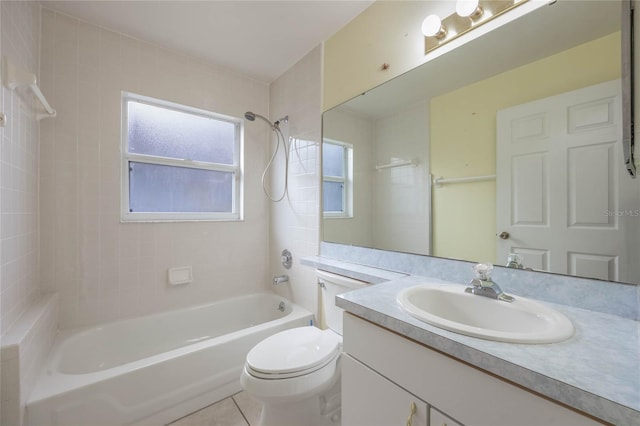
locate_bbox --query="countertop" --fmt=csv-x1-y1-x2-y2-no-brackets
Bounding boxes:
334,272,640,426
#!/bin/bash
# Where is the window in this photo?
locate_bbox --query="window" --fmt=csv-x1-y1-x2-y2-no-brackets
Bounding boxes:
121,92,242,221
322,139,353,218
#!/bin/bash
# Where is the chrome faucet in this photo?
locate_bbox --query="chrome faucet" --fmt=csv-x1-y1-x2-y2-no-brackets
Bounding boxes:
506,253,524,269
465,263,514,303
273,275,289,285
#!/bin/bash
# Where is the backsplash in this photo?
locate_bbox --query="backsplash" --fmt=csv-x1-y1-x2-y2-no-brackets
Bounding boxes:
320,242,639,320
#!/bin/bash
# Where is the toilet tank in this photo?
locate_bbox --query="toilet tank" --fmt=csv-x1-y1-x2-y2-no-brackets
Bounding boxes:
317,270,369,335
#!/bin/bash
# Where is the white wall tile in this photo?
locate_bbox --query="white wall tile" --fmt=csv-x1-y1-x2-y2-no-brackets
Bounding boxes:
39,9,271,329
1,0,41,337
268,46,322,318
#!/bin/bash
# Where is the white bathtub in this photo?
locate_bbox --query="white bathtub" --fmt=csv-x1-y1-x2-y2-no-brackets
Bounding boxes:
26,293,313,426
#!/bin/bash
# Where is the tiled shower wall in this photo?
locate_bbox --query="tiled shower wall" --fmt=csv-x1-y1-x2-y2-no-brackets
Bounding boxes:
1,1,42,424
39,9,272,329
0,0,41,337
269,46,322,317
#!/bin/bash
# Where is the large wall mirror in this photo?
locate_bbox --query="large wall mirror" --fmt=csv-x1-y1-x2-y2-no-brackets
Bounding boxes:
322,0,640,284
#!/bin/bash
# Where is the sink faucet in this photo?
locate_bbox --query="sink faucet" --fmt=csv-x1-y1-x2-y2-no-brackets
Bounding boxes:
505,253,524,269
465,263,514,303
273,275,289,285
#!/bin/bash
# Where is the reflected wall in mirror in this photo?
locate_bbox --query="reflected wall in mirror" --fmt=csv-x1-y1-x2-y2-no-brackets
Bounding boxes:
322,0,640,284
323,102,431,255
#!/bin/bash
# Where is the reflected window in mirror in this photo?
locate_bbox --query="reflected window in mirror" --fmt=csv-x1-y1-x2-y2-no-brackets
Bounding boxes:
323,139,353,218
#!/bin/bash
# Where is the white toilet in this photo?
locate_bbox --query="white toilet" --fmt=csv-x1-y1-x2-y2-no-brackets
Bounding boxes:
240,270,368,426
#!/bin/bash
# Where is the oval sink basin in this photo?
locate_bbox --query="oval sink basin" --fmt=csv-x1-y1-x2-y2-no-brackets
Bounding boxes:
397,284,574,344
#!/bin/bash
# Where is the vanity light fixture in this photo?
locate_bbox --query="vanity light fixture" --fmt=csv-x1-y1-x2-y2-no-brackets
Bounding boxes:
424,0,529,54
422,14,447,39
456,0,483,19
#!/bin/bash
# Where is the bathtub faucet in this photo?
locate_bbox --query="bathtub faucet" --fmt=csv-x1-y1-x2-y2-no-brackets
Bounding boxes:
273,275,289,285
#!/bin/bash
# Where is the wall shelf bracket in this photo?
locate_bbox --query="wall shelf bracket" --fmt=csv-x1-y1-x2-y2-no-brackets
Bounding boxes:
3,56,56,120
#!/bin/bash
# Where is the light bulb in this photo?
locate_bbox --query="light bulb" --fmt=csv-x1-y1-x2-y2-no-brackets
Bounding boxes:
456,0,483,18
421,15,446,39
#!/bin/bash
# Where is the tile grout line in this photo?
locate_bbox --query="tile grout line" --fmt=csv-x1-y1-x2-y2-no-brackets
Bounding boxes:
231,394,251,426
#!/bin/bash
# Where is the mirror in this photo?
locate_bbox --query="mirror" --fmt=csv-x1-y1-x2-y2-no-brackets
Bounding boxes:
322,0,640,284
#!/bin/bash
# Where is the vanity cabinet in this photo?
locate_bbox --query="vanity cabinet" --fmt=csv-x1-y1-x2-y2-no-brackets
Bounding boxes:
342,313,604,426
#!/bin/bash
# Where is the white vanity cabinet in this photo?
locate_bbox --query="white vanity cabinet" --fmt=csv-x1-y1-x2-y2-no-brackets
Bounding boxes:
342,313,604,426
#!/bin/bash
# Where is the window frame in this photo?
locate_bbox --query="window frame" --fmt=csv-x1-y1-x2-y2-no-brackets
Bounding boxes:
322,138,353,219
121,92,244,222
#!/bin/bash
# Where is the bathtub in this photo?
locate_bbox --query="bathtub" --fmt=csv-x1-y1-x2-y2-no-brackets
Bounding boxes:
26,293,313,426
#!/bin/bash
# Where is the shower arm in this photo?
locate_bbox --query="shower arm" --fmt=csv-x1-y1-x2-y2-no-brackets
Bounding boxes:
244,111,288,129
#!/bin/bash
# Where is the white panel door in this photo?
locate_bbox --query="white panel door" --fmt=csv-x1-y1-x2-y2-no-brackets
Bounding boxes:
497,80,636,282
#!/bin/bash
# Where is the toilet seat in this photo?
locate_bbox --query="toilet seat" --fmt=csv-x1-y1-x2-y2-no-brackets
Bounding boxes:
246,326,341,379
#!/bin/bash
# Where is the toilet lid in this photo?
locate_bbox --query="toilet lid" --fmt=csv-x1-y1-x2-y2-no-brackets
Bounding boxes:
246,326,340,376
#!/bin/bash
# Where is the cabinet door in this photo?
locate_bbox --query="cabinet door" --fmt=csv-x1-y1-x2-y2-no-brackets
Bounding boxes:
430,408,463,426
342,354,427,426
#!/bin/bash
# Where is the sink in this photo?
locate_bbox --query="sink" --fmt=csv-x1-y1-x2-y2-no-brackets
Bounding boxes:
397,284,574,344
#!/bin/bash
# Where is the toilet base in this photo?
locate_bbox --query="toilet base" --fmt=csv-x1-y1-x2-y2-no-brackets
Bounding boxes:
257,377,341,426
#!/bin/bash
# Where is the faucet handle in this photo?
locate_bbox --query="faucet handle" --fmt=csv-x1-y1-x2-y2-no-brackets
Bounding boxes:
473,263,493,281
506,253,524,269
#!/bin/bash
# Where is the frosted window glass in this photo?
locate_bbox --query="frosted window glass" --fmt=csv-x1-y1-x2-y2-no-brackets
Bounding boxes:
323,142,345,177
323,181,344,212
128,101,235,164
129,162,233,213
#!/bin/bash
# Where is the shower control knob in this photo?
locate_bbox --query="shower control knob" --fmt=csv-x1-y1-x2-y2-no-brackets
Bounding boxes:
281,249,292,269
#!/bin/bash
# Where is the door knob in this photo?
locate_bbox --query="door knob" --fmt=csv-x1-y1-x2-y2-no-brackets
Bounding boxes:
499,231,510,240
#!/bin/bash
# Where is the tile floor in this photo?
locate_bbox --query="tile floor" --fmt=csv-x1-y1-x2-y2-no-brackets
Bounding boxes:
167,392,263,426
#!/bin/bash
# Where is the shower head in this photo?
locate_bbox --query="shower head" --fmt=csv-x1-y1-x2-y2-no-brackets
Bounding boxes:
244,111,273,127
244,111,289,130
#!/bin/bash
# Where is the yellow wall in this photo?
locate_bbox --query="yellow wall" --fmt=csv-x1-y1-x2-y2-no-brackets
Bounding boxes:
323,1,438,111
322,0,545,111
430,32,621,263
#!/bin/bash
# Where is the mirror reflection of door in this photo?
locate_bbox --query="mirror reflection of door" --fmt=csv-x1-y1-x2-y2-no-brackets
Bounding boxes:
497,80,637,282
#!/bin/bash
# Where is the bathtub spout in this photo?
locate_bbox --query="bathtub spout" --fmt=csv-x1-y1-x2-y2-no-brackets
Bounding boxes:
273,275,289,285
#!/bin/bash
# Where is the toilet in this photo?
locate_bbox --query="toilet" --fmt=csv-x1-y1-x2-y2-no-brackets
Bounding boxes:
240,270,368,426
